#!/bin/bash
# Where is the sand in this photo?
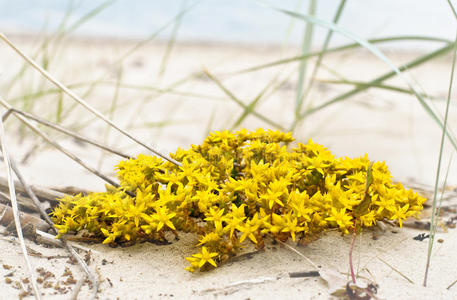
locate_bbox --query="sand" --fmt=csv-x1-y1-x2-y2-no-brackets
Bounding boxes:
0,35,456,299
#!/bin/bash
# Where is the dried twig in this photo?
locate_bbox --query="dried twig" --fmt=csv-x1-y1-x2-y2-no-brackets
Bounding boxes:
0,201,50,233
35,230,95,253
0,33,180,166
0,113,41,299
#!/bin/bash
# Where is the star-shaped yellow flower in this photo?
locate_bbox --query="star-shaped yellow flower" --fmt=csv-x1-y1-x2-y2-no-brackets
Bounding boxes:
191,247,218,268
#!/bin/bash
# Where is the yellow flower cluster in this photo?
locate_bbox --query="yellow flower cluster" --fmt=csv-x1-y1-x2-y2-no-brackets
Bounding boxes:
51,129,426,272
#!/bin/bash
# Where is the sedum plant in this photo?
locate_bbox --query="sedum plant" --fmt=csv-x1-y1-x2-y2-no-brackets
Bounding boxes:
51,129,426,272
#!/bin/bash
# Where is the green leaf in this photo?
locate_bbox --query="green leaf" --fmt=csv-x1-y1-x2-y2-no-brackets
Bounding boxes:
353,162,373,217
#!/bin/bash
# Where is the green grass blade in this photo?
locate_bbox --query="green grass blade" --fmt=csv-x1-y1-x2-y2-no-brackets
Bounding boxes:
295,0,316,116
297,0,346,116
231,74,281,129
64,0,116,36
203,69,287,131
116,1,200,64
57,1,201,123
282,0,304,47
294,46,457,150
231,36,451,74
56,91,63,123
447,0,457,19
158,0,187,77
269,5,457,154
319,79,443,102
423,8,457,287
301,44,454,117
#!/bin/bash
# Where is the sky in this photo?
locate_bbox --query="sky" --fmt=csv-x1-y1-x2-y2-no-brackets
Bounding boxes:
0,0,455,49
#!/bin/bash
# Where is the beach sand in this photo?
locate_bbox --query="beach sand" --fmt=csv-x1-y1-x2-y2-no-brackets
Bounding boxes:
0,35,456,299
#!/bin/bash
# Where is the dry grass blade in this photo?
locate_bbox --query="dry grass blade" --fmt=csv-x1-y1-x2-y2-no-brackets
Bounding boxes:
277,240,319,270
10,156,99,299
6,107,131,159
377,257,414,284
0,112,41,299
70,274,88,300
0,97,120,188
448,278,457,290
7,161,57,229
0,33,180,166
0,175,65,204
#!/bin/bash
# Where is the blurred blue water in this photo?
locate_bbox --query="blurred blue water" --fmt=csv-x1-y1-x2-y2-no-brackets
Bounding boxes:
0,0,455,48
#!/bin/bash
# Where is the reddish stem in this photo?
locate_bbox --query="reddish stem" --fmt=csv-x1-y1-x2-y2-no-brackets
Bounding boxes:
349,228,357,284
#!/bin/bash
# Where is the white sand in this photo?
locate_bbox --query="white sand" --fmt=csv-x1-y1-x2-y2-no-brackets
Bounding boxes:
0,35,456,299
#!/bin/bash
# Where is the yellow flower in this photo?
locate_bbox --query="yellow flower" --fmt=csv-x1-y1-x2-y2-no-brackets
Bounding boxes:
306,155,331,176
389,204,409,227
197,232,221,246
282,213,304,241
150,207,176,231
359,211,377,227
100,228,121,244
260,179,288,209
51,128,426,272
125,202,148,227
223,204,247,238
191,247,218,268
325,208,353,234
238,219,259,243
204,207,225,231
